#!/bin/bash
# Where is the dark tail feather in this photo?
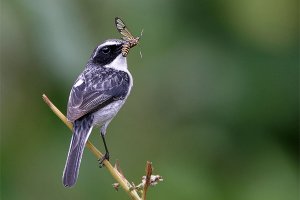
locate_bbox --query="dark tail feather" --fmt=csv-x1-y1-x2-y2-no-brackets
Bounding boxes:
62,115,93,187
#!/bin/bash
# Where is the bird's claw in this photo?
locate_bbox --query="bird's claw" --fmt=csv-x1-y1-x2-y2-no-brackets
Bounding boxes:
98,152,110,168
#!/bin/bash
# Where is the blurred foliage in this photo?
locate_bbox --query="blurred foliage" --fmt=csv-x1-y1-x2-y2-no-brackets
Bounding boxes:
0,0,299,199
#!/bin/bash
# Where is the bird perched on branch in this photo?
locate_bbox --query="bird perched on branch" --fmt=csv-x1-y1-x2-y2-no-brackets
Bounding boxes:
62,38,135,187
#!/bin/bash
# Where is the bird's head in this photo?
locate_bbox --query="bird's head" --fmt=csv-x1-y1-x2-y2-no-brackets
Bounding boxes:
89,39,136,71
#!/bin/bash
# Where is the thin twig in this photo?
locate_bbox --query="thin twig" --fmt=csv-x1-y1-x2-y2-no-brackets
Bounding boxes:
42,94,141,200
142,161,153,200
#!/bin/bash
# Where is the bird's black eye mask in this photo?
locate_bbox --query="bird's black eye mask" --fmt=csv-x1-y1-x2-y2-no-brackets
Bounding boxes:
92,44,123,66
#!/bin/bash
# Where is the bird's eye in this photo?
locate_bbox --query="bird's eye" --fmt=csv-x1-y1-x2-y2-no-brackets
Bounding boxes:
101,47,110,54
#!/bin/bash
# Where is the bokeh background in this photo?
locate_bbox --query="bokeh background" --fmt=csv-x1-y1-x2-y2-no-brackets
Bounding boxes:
1,0,299,199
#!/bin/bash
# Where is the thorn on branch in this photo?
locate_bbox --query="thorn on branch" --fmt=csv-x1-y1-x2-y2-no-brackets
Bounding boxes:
112,183,120,191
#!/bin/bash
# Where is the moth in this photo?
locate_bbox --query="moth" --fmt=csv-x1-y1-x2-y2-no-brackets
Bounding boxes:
115,17,141,57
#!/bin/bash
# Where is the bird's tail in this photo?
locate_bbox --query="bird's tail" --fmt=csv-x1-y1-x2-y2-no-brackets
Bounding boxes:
62,115,93,187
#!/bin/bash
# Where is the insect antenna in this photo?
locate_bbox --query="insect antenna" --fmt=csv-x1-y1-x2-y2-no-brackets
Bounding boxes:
139,28,144,59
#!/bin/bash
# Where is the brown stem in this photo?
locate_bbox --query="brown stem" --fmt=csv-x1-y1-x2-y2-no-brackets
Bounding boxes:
42,94,141,200
142,161,153,200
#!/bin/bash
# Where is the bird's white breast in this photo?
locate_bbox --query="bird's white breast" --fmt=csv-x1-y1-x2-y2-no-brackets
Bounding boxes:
92,100,125,127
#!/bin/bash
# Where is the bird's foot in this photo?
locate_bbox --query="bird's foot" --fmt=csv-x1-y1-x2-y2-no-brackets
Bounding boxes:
98,152,110,168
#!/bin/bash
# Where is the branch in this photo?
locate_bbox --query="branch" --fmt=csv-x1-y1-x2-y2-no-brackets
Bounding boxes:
42,94,141,200
142,161,152,200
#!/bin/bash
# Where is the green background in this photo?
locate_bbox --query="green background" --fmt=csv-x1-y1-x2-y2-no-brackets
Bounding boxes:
1,0,299,199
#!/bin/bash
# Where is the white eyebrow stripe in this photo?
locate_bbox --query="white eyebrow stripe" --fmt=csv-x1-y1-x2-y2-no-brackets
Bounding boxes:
93,46,101,59
92,40,122,59
101,41,121,46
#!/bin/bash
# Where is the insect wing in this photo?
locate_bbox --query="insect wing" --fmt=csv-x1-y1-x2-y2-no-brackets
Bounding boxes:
122,36,130,41
115,17,135,41
115,17,126,30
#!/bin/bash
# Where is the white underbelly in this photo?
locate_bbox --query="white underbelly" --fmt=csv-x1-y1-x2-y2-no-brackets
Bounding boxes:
92,100,125,127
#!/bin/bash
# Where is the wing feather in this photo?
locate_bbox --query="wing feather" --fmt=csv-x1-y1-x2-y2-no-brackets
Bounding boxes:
67,67,130,122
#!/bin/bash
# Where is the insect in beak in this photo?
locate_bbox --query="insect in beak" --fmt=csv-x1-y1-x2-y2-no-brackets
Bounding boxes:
115,17,142,57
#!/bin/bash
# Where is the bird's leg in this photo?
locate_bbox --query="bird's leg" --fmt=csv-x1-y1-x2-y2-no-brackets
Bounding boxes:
98,128,110,168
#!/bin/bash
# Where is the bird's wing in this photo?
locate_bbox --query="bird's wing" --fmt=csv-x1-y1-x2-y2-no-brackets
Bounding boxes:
67,68,130,122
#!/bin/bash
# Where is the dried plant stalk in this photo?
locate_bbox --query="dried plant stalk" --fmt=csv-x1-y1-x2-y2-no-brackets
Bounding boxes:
142,161,153,200
42,94,141,200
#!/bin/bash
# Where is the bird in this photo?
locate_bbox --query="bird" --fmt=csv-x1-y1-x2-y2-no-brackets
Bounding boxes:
62,39,134,187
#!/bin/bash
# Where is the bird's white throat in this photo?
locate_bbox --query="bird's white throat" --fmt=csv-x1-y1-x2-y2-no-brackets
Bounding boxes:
106,54,128,71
